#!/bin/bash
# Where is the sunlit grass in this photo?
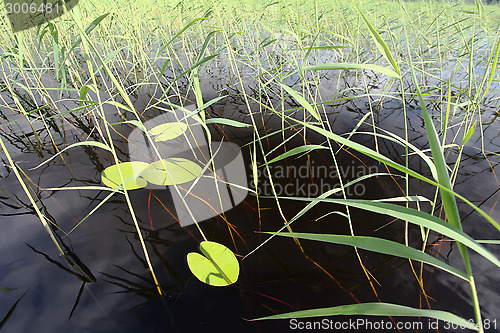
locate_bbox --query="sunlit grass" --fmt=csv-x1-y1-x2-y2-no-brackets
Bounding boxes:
0,0,499,331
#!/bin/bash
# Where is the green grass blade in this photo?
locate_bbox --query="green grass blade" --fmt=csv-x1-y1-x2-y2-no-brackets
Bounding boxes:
278,83,321,121
303,63,400,79
462,120,477,146
374,196,432,203
415,83,462,231
279,114,500,232
30,141,112,170
252,302,478,330
155,17,208,58
244,173,401,259
267,145,328,164
63,13,111,70
412,67,483,329
265,232,468,280
480,36,500,101
270,197,500,270
353,2,400,76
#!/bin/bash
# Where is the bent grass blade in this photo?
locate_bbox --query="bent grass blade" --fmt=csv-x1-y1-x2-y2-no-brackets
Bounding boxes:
264,232,468,281
252,302,478,331
269,197,500,270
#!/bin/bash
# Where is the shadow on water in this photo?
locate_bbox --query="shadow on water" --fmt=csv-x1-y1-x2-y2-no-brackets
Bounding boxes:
0,57,499,332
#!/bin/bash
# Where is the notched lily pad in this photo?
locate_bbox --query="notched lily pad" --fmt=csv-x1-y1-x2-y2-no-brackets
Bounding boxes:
148,122,188,142
187,241,239,287
140,158,202,185
101,161,150,190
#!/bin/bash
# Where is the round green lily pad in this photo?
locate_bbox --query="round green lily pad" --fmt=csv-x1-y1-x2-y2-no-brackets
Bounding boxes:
187,241,240,287
101,161,150,190
140,158,202,186
148,122,188,142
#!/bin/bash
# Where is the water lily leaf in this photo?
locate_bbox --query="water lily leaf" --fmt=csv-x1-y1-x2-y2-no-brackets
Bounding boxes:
187,241,239,286
101,161,150,190
148,122,188,142
140,158,202,185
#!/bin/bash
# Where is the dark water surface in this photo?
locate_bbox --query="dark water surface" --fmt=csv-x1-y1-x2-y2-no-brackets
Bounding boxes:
0,65,499,333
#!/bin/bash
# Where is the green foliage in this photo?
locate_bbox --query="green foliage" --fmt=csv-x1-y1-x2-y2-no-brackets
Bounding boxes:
253,302,478,331
304,63,400,79
265,232,469,280
187,241,240,287
278,83,321,122
353,2,401,76
2,0,500,328
148,122,188,142
101,161,150,190
267,145,329,164
140,158,203,186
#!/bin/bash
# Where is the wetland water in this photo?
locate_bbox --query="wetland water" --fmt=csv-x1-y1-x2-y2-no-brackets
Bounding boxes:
0,60,499,332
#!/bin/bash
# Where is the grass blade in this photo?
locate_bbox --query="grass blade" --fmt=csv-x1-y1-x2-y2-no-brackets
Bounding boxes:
303,63,400,79
279,114,500,232
252,302,478,330
205,118,252,128
270,197,500,270
265,232,468,280
353,2,400,76
155,17,208,58
30,141,112,170
278,83,321,122
267,145,328,164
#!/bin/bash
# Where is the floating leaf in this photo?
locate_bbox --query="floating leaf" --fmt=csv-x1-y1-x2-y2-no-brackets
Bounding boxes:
187,241,239,286
101,161,150,190
140,158,202,185
148,122,188,142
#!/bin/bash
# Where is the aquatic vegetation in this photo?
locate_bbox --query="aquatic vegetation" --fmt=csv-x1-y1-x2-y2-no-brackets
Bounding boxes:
148,122,188,142
0,0,499,331
140,158,203,186
101,161,150,190
187,241,240,286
